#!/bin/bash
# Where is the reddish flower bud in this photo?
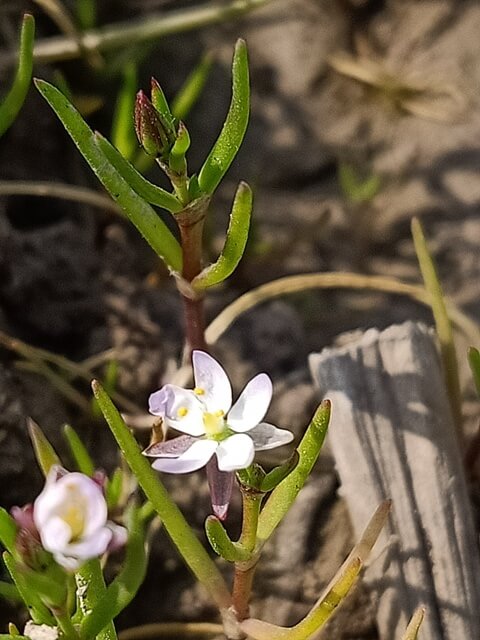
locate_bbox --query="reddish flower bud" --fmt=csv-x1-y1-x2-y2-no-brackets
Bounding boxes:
134,90,169,157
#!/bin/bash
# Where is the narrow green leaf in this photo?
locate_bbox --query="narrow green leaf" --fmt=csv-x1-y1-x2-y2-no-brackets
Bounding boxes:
76,559,117,640
205,516,251,562
192,181,252,291
260,452,299,493
198,39,249,195
35,80,183,272
150,79,176,137
3,553,54,625
468,347,480,398
91,381,232,610
402,607,425,640
95,133,182,213
111,62,138,161
15,566,66,609
257,401,330,543
0,14,35,138
171,52,214,121
411,218,462,436
63,424,95,476
0,509,18,555
27,418,61,477
105,468,124,510
80,506,147,639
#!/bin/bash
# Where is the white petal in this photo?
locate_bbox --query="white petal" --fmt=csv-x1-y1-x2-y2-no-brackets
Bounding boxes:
227,373,272,432
68,474,108,538
192,351,232,413
216,434,254,471
152,439,217,474
34,472,107,537
53,553,83,571
150,385,205,436
248,422,294,451
65,528,113,559
39,516,72,554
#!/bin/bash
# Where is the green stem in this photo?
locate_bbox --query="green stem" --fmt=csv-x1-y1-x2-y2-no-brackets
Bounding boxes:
232,491,262,621
92,381,232,611
55,611,80,640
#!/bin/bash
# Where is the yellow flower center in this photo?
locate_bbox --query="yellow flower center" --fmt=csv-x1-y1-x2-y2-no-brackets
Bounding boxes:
203,410,225,436
62,485,86,541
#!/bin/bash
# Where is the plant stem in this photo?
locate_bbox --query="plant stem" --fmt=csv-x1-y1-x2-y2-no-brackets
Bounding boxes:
55,612,80,640
232,490,262,621
177,208,208,354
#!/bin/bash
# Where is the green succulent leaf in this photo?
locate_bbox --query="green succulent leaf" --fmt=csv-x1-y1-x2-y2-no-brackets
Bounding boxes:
205,516,251,562
260,451,299,493
95,132,182,213
257,400,330,543
192,181,252,291
35,80,182,272
105,468,124,511
198,39,249,195
63,424,95,476
80,505,147,639
0,509,18,555
150,79,176,137
27,418,61,477
3,553,54,625
0,14,35,138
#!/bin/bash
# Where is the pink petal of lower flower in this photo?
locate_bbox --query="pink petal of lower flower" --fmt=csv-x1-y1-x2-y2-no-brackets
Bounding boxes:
206,457,234,521
152,439,217,474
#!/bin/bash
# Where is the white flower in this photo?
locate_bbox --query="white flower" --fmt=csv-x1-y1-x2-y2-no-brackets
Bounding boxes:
33,468,125,571
145,351,294,474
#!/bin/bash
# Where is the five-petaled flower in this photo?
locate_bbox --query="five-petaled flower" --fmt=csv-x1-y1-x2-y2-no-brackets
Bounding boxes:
33,467,126,571
144,351,293,516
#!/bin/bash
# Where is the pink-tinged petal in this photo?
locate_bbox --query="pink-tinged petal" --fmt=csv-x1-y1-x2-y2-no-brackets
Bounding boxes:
248,422,294,451
66,528,112,559
106,523,128,553
192,351,232,413
206,458,234,521
152,439,217,474
150,385,205,436
216,434,254,471
227,373,272,433
143,435,195,458
39,516,72,554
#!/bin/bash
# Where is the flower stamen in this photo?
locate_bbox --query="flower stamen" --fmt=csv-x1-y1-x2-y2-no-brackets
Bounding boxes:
178,407,189,417
194,387,205,396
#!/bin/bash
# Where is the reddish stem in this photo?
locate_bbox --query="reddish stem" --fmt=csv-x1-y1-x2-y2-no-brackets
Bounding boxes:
178,211,208,354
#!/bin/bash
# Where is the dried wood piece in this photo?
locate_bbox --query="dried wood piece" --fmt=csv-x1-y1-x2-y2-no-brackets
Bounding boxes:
309,321,480,640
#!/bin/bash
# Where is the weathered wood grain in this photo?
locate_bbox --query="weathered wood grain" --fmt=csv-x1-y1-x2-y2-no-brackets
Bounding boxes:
309,321,480,639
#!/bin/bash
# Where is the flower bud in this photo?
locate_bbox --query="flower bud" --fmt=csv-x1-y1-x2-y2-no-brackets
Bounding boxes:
134,90,170,157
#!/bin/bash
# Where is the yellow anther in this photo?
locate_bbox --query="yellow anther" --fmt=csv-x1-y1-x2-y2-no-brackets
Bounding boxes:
178,407,188,417
214,410,225,418
194,387,205,396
